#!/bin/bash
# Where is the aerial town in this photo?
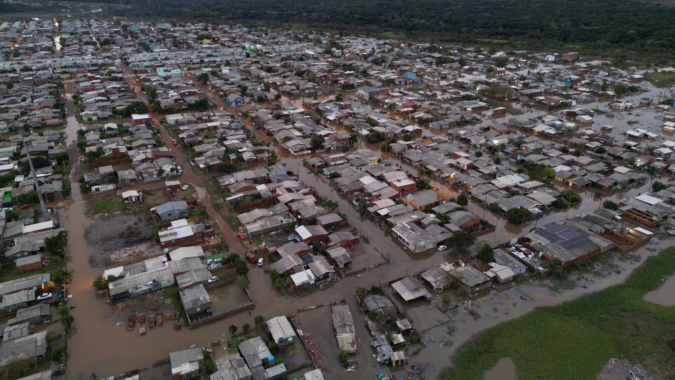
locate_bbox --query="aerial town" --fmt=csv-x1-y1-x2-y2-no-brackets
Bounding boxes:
1,16,675,380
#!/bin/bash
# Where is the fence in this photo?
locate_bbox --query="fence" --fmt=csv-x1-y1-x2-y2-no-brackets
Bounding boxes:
231,198,277,213
87,157,131,169
203,273,237,290
187,288,255,328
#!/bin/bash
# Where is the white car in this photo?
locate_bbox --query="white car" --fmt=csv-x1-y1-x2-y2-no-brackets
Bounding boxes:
37,292,52,301
257,258,264,267
181,185,189,190
208,276,220,284
437,245,447,251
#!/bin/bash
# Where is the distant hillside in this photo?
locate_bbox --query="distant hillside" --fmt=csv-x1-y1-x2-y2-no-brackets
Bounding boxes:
62,0,675,60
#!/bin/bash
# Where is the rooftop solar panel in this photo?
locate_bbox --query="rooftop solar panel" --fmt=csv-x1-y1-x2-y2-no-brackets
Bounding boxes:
560,235,592,251
535,229,562,243
543,223,565,233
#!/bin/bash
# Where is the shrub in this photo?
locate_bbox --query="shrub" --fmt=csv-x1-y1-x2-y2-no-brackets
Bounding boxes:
457,194,468,206
603,200,619,211
652,181,667,192
506,207,525,225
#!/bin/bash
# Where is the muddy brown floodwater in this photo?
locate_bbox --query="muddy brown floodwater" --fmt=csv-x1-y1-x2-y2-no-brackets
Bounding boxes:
643,275,675,306
482,357,517,380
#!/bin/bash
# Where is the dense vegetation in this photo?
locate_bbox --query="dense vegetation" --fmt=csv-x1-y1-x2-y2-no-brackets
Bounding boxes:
58,0,675,62
439,247,675,379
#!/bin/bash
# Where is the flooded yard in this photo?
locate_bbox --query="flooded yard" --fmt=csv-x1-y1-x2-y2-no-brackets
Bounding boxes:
84,213,157,267
208,283,251,312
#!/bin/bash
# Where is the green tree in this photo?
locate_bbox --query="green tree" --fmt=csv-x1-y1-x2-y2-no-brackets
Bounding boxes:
310,135,325,151
603,200,619,210
4,209,18,222
493,56,509,67
594,146,606,154
229,324,238,335
192,207,207,218
572,149,581,157
415,178,428,190
52,344,67,362
494,157,502,165
652,181,668,192
446,231,476,254
506,207,525,225
486,82,514,99
614,83,628,96
254,315,264,326
61,315,75,331
457,194,468,206
198,73,209,85
480,244,494,261
402,134,412,142
242,322,250,333
93,276,106,290
86,150,103,159
475,151,483,157
6,81,13,90
58,306,70,317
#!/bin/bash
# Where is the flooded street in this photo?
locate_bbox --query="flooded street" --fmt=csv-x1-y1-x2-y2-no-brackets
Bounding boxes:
56,76,675,380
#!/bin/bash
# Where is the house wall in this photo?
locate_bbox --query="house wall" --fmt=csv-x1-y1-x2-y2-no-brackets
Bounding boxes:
17,261,43,272
391,182,416,197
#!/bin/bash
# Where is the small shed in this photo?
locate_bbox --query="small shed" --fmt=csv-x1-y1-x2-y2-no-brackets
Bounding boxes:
266,316,297,345
16,255,42,272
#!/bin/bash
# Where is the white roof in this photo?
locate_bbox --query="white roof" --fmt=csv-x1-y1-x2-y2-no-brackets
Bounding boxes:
295,226,312,240
23,221,54,234
290,269,316,286
159,226,194,243
304,369,325,380
169,246,204,261
634,227,654,236
131,114,151,120
103,266,124,280
122,190,139,198
635,194,663,206
614,166,632,174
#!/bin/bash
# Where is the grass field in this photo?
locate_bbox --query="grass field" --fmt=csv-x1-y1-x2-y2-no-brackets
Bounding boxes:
439,247,675,380
644,72,675,88
89,198,117,213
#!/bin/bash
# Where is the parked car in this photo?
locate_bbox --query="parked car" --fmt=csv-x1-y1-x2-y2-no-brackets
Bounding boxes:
437,245,447,251
258,258,264,267
188,205,198,209
246,253,256,263
37,292,52,301
237,233,246,239
208,276,220,284
19,204,30,210
181,185,189,190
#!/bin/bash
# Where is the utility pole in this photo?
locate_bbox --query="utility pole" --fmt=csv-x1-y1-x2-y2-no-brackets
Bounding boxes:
20,130,49,221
